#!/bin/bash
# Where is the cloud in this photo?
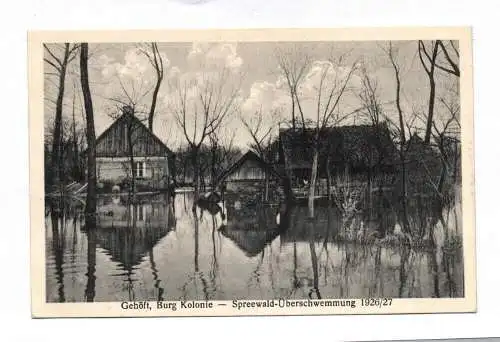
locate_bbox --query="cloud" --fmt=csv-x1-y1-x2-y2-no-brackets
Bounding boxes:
299,60,362,97
241,81,287,120
239,60,364,130
99,47,171,82
164,43,245,118
187,42,243,71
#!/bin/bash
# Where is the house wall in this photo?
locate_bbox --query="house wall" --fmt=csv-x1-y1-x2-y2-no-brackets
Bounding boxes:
97,156,170,185
225,159,267,181
224,179,284,204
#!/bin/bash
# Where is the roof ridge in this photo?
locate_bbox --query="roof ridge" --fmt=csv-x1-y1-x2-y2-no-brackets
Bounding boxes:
95,113,174,156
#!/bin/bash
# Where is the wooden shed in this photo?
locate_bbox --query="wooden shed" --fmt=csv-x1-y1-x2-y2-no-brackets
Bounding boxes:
216,151,284,203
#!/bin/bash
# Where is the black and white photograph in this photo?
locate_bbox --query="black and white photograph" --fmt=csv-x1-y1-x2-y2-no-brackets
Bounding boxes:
29,28,475,317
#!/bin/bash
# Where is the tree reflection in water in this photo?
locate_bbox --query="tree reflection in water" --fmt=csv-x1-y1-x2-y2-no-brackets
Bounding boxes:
44,190,464,302
49,206,65,303
84,216,96,302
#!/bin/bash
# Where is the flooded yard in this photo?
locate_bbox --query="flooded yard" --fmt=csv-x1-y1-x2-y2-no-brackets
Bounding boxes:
45,192,463,302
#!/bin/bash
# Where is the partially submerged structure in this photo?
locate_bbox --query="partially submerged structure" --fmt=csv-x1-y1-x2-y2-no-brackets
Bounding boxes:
94,107,175,193
216,150,284,203
278,124,398,198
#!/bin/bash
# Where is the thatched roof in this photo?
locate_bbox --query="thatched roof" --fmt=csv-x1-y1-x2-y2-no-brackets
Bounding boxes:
279,124,398,176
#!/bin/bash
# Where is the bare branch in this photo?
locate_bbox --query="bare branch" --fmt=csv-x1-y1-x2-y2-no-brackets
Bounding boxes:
44,44,63,67
436,40,460,77
418,41,431,75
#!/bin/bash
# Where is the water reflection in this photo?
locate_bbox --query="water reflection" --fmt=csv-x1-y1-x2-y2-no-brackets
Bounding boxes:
84,217,96,302
49,207,65,302
45,192,464,302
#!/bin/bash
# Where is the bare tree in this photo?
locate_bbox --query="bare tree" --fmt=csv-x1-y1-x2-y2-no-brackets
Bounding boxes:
305,59,359,218
80,43,97,216
275,48,311,130
433,98,460,195
387,42,410,234
416,90,461,198
358,67,383,127
138,42,165,131
240,108,277,201
105,69,156,197
44,43,79,187
170,67,241,205
357,67,385,196
208,127,236,189
418,40,440,144
276,51,360,216
240,108,275,160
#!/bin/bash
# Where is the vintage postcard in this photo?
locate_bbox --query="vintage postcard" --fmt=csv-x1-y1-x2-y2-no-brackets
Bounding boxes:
29,27,476,317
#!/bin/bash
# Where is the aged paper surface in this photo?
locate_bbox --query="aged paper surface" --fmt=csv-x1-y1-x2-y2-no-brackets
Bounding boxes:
30,27,475,317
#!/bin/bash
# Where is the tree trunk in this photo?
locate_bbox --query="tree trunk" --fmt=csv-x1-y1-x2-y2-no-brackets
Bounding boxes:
326,154,332,201
264,171,269,202
50,43,71,187
283,174,295,203
148,75,162,131
71,91,80,181
211,145,217,189
183,157,188,184
308,149,319,218
126,119,136,198
420,41,439,145
147,43,163,132
438,159,448,196
191,147,200,209
390,43,410,235
80,43,97,216
424,76,436,144
399,148,410,234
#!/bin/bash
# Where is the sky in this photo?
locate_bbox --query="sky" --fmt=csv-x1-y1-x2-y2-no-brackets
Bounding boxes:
43,40,459,150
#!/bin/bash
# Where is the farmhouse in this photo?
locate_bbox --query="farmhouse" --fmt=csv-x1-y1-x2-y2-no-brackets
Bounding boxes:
95,106,175,192
278,124,398,197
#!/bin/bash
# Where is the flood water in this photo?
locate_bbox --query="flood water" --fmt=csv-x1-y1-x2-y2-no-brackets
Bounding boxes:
45,192,464,302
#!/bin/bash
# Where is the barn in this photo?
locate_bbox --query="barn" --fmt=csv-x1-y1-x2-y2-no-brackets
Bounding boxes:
278,124,398,198
216,150,284,204
95,106,175,193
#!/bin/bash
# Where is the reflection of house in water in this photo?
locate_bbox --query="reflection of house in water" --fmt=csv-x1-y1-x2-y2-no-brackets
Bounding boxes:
89,195,176,270
219,203,284,258
220,225,282,258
